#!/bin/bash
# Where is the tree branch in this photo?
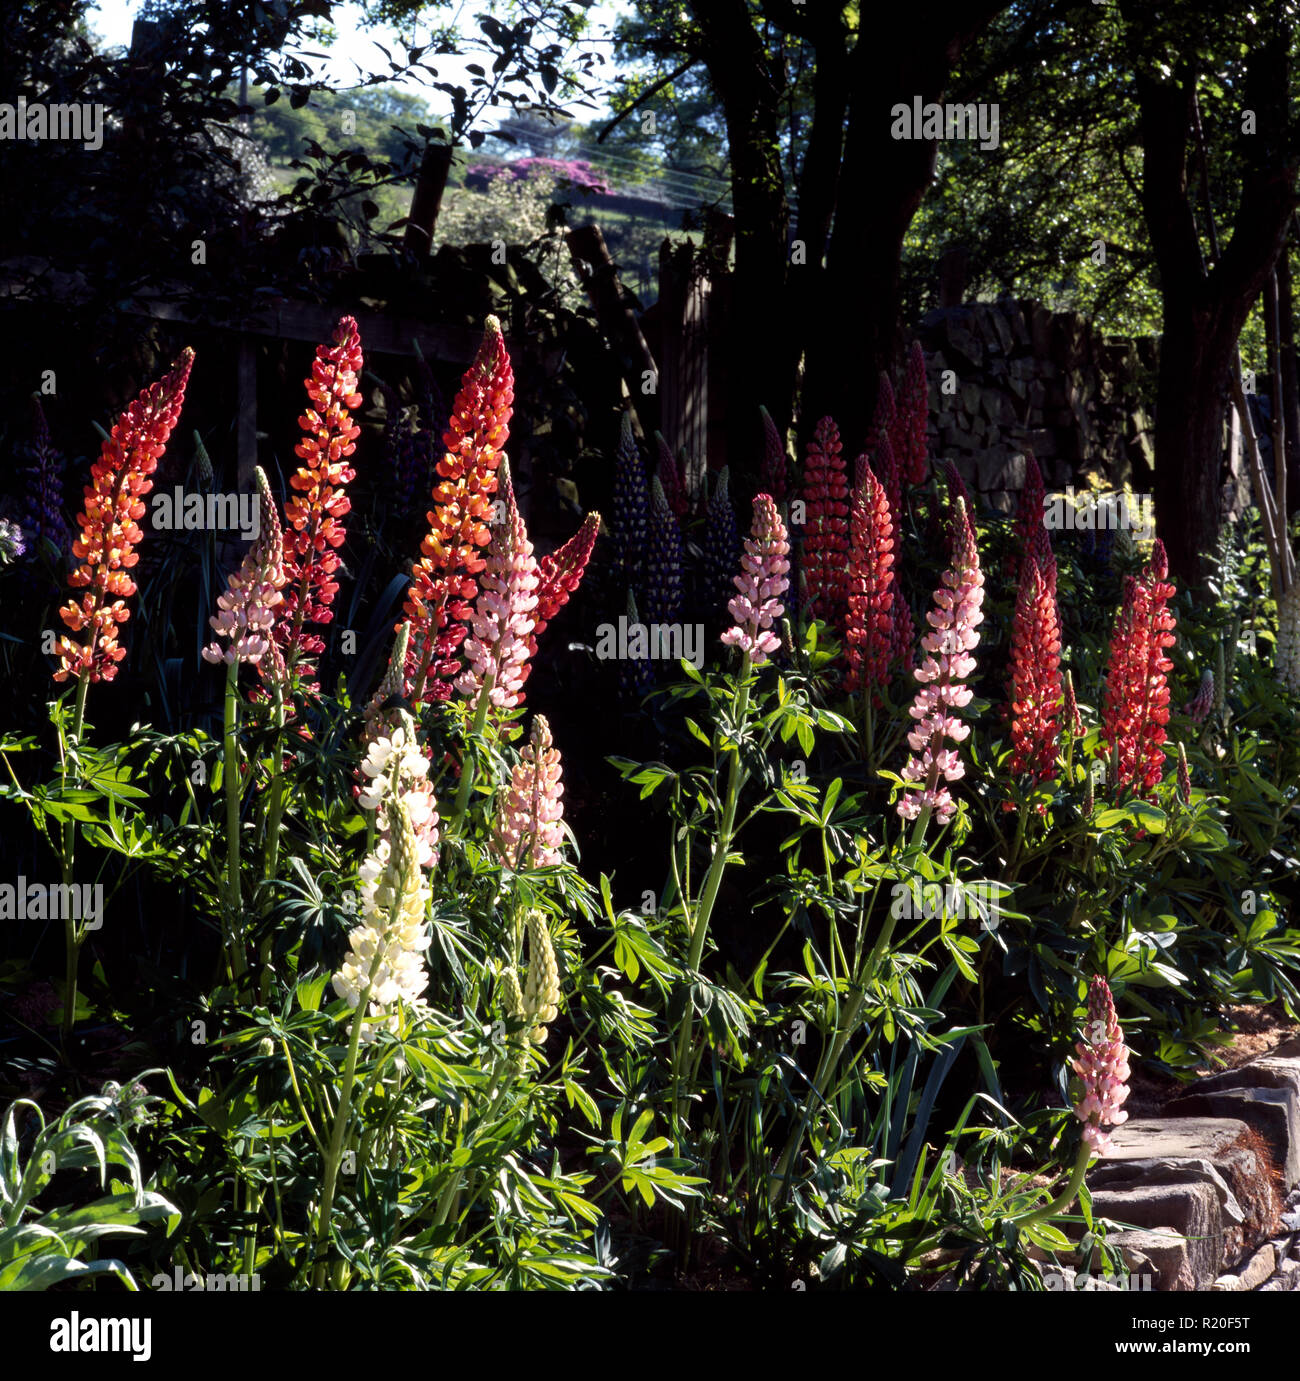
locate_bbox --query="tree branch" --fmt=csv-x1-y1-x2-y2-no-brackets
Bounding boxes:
597,58,699,143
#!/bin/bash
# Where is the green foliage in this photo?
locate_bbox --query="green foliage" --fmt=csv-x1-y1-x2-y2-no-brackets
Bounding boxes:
3,306,1299,1291
0,1084,179,1290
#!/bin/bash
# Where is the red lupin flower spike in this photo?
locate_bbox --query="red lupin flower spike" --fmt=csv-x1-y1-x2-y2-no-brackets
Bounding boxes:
1007,552,1063,783
1176,742,1192,805
844,461,894,698
800,415,850,630
870,386,904,548
1100,540,1177,799
1063,668,1084,736
1014,451,1057,596
532,510,600,651
874,371,898,458
654,432,689,519
55,348,194,686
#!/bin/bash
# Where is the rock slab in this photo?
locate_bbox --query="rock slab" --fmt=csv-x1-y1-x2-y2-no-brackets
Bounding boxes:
1090,1180,1223,1291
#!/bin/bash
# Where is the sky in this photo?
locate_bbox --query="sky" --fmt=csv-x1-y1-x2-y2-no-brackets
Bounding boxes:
86,0,636,121
82,1,736,208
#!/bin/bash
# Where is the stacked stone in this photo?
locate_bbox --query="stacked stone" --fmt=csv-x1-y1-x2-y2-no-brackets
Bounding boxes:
911,297,1163,512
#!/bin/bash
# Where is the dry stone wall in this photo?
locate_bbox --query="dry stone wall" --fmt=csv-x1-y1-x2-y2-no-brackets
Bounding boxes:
912,298,1159,509
1073,1036,1300,1291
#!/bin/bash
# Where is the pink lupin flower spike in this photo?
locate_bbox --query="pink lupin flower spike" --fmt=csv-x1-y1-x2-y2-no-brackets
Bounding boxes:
721,494,790,667
897,498,984,829
202,467,286,667
454,461,539,710
1070,976,1131,1155
495,714,566,870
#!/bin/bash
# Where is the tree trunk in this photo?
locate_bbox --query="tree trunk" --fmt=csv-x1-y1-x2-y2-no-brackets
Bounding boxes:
783,14,849,454
687,0,789,488
1127,31,1297,588
803,1,1009,456
1151,302,1240,582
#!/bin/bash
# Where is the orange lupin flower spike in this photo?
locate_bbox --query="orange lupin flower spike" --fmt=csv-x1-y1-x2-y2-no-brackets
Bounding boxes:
54,348,194,686
404,316,514,703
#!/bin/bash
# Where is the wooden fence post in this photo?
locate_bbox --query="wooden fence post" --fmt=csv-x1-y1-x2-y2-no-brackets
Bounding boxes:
404,144,454,256
566,224,659,437
659,238,711,508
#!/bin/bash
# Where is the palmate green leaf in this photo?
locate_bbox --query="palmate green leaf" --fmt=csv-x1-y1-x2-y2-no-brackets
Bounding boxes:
613,929,640,982
940,930,979,982
562,1078,601,1130
1094,801,1166,833
1130,802,1166,833
626,1108,656,1150
683,717,712,749
1187,817,1231,848
297,974,329,1012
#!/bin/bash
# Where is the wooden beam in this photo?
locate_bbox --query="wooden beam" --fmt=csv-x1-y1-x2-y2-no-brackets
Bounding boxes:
134,294,482,363
0,263,482,364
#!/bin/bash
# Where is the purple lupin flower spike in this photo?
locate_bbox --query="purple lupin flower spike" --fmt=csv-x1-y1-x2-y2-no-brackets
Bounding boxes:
612,412,650,609
16,395,71,591
645,475,684,628
704,467,741,619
